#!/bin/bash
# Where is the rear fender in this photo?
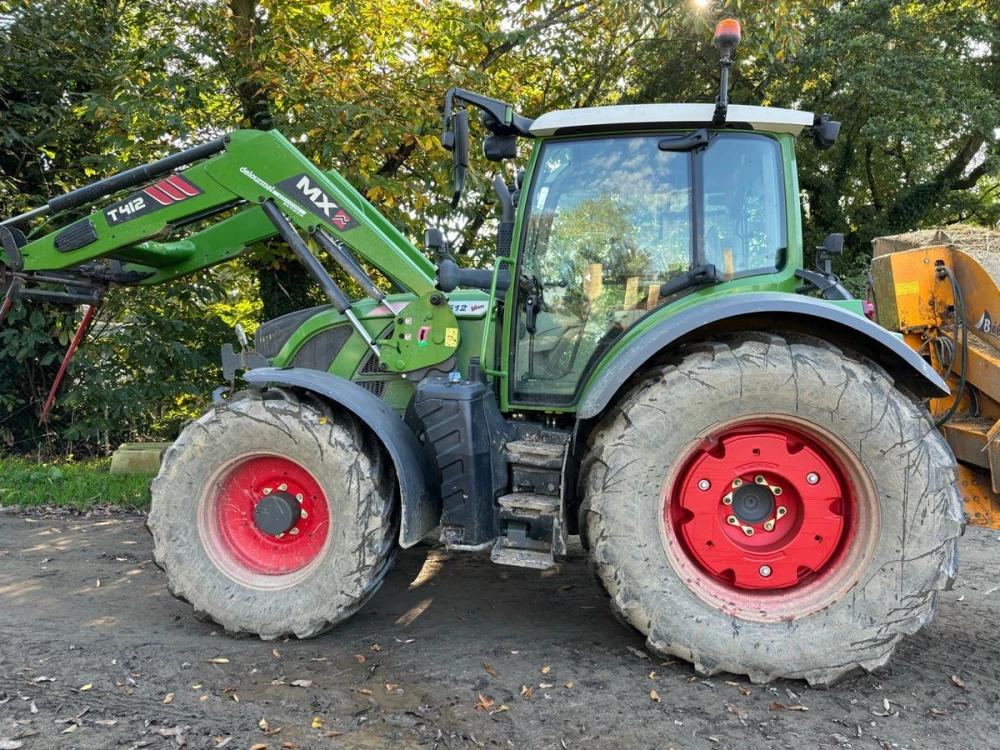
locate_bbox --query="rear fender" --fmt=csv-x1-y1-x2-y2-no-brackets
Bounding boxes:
576,293,949,421
243,367,439,548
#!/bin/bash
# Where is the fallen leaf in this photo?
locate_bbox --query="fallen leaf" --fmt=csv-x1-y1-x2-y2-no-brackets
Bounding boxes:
648,671,656,679
353,655,366,664
61,725,78,734
311,717,324,729
163,693,174,704
79,683,92,691
928,707,950,717
565,682,574,689
521,685,533,699
32,676,55,683
952,675,966,689
192,685,202,690
510,650,520,655
739,686,751,696
650,690,661,703
685,676,698,684
290,680,314,689
232,694,239,702
272,649,280,659
263,727,282,737
95,578,101,588
561,584,575,591
270,680,286,686
259,717,270,732
94,720,117,726
28,702,37,714
249,744,268,750
385,683,399,692
207,658,229,664
321,731,341,738
492,704,509,714
215,738,232,748
626,646,651,660
370,643,382,651
0,741,24,750
539,683,554,689
473,692,494,711
725,681,739,687
541,666,551,675
309,657,327,662
200,695,208,702
484,662,499,678
726,702,748,720
358,689,373,696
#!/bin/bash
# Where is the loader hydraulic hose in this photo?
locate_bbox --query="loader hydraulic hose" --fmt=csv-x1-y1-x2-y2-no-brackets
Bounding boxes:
934,265,967,428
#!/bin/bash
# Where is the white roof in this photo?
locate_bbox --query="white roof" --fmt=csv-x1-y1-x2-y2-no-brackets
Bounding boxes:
530,103,814,137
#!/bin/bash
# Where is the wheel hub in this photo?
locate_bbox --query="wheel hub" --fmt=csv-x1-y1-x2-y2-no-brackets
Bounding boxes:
208,455,330,576
730,483,774,524
253,491,302,537
666,421,855,593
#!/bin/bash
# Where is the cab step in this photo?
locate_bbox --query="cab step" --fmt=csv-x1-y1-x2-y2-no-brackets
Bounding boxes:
490,491,561,570
490,541,554,570
504,440,566,470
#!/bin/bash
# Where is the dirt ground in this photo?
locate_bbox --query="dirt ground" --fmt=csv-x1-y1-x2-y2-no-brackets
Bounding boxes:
1,512,998,750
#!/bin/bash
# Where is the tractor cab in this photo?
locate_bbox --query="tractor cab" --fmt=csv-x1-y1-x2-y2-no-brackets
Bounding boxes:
438,19,841,408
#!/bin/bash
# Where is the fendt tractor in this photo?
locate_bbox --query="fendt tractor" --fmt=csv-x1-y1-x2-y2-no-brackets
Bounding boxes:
1,20,964,685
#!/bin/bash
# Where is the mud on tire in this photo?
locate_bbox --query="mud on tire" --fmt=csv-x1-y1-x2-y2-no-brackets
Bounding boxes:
580,333,964,685
148,390,398,639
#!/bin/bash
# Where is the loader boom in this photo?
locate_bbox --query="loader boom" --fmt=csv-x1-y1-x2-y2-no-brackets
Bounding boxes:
2,129,436,296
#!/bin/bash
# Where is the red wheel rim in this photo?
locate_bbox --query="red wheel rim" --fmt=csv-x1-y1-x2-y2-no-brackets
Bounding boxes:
661,415,878,621
204,455,330,579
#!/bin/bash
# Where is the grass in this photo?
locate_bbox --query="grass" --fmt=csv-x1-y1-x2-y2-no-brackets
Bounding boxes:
0,456,153,510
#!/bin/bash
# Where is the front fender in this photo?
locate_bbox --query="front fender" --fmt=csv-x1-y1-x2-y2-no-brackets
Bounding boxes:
577,293,949,421
243,367,439,548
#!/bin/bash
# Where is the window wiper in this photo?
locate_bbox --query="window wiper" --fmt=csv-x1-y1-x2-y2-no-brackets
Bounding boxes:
659,263,719,299
658,128,711,152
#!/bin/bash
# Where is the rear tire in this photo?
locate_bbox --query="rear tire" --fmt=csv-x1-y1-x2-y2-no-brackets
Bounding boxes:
148,390,398,639
580,333,963,685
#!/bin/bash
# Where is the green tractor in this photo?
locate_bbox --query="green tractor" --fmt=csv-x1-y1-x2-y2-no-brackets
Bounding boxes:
1,20,963,685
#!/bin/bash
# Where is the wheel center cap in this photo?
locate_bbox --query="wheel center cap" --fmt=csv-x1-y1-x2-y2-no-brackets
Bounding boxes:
731,484,774,524
254,491,301,537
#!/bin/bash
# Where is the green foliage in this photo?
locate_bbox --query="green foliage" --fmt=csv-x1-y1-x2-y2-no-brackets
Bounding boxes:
0,456,152,509
2,0,997,454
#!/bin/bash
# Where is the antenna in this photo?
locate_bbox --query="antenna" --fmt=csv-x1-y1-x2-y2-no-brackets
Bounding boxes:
712,19,741,126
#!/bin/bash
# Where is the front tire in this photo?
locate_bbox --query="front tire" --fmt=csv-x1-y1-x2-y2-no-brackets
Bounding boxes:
580,333,963,685
148,390,398,639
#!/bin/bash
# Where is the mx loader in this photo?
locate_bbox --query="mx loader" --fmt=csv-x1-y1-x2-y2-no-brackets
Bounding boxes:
0,20,964,685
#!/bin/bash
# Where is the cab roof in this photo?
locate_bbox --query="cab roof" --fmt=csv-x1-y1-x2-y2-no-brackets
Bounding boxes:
529,103,814,137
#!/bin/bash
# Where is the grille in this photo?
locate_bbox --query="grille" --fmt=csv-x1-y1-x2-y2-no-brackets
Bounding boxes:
357,380,388,399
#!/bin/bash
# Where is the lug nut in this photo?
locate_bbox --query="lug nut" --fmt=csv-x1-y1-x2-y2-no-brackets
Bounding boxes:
776,506,787,519
296,493,304,502
759,565,772,578
727,515,740,526
698,479,711,491
742,526,755,537
300,509,309,519
289,527,299,535
806,472,820,485
772,486,783,496
722,493,733,506
763,519,775,531
262,487,272,495
278,483,288,491
755,475,767,485
276,532,284,539
732,478,743,488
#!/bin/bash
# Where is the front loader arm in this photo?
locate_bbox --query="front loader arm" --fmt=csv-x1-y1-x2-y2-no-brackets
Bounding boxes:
4,130,436,295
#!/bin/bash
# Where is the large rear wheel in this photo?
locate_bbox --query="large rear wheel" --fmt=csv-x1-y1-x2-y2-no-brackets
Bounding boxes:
148,390,398,639
580,333,963,685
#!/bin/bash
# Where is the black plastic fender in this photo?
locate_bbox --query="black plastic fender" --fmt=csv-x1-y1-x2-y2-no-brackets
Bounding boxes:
243,367,440,548
576,293,949,421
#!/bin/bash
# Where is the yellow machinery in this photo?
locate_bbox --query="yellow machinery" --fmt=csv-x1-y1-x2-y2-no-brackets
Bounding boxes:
871,227,1000,527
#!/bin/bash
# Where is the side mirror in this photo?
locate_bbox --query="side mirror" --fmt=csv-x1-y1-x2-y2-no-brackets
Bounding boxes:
447,110,469,208
812,115,841,150
483,134,517,162
819,233,844,255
